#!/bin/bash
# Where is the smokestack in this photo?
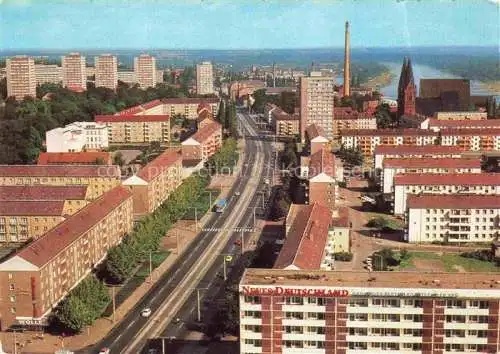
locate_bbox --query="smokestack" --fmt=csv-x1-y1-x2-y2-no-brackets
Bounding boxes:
344,21,351,97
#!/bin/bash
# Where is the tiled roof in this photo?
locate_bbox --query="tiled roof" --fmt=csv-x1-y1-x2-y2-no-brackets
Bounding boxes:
136,149,182,182
408,194,500,209
197,110,212,122
0,200,65,216
95,114,170,123
383,157,481,169
374,145,464,155
439,128,500,136
0,165,120,178
197,102,212,114
308,149,335,179
161,97,219,105
15,186,132,268
115,100,162,116
427,119,500,129
188,121,222,144
0,186,88,201
37,152,112,165
394,173,500,186
306,124,326,140
331,207,350,227
340,128,438,136
142,99,162,110
274,203,331,270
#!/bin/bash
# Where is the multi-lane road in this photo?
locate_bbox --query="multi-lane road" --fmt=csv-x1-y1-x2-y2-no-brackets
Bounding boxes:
83,109,275,354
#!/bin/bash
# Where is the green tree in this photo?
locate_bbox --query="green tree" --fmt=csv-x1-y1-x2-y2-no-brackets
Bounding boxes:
54,296,94,333
375,103,392,128
113,151,125,166
105,245,136,283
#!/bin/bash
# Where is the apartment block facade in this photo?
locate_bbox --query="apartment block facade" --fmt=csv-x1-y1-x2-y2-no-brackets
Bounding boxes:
181,121,223,163
271,107,300,137
300,72,335,141
34,64,62,85
0,165,121,200
0,186,133,329
62,53,87,91
240,269,500,354
333,108,376,138
196,61,214,95
381,158,482,194
134,54,157,89
123,149,183,215
45,122,109,152
95,114,170,144
6,56,36,100
161,98,219,119
374,145,465,170
407,194,500,243
393,173,500,215
94,54,118,90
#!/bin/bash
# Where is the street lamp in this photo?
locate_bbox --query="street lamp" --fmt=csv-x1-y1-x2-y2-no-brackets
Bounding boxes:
188,207,198,231
195,287,209,322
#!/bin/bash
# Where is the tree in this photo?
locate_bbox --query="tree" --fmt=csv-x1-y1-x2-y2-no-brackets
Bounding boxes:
54,296,94,333
113,151,125,166
94,157,106,165
105,245,136,283
338,145,364,166
375,103,392,128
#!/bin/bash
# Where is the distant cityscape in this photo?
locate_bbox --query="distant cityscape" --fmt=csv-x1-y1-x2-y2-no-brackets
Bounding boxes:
0,4,499,354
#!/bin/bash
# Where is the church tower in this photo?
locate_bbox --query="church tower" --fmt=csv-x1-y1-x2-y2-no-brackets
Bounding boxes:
397,57,416,118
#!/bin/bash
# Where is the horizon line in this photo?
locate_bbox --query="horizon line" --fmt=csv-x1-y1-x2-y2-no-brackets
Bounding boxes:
0,45,498,53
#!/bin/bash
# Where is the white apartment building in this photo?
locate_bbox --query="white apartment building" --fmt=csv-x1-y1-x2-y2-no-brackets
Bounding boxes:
6,56,36,100
134,54,156,89
300,72,335,141
393,173,500,215
374,145,465,170
381,158,481,194
406,194,500,243
420,118,500,132
35,64,62,85
95,54,118,90
434,112,487,120
440,129,500,151
117,71,136,85
240,269,500,354
196,61,214,95
46,122,109,153
62,53,86,91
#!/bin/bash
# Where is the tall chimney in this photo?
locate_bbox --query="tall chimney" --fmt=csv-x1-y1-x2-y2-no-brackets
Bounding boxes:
343,21,351,97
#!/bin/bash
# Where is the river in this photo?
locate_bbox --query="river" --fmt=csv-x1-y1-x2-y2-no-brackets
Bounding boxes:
378,62,499,100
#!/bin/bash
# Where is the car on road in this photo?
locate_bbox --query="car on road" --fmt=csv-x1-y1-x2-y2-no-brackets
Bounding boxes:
141,308,152,317
235,191,241,196
173,318,181,324
234,239,242,246
99,349,110,354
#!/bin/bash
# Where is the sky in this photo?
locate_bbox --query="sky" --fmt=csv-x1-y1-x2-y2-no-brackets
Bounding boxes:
0,0,498,50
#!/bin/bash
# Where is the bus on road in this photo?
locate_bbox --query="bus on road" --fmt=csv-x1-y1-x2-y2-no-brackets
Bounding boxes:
214,198,227,213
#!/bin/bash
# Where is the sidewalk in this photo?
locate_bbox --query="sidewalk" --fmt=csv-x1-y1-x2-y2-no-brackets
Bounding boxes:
4,139,248,353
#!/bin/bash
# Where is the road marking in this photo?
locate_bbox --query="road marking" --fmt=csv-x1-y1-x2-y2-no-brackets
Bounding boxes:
122,114,265,353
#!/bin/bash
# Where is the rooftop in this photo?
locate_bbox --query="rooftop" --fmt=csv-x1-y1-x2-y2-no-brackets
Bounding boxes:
383,157,481,169
186,121,222,144
136,149,182,182
394,173,500,186
13,186,132,268
37,152,112,165
408,194,500,209
308,149,335,180
0,165,120,178
331,207,350,228
0,200,65,216
428,119,500,129
305,124,326,140
161,97,219,105
374,145,464,155
440,128,500,136
241,269,500,290
0,185,88,201
95,114,170,123
340,128,438,137
274,203,332,270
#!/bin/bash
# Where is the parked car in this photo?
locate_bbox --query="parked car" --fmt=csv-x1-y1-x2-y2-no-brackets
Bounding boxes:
99,349,110,354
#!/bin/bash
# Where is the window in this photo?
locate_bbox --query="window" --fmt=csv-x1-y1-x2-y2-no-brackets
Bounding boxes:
9,284,14,291
10,307,16,314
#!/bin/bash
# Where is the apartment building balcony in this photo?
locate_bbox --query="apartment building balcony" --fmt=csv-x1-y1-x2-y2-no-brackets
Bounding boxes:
240,344,262,353
346,334,422,344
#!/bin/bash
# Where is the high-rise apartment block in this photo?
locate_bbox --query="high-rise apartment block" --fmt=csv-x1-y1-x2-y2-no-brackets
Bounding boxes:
196,61,214,95
6,56,36,100
62,53,87,91
134,54,157,89
300,72,335,141
35,64,62,85
95,54,118,90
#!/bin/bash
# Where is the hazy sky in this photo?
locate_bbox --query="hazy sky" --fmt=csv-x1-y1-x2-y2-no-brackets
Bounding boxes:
1,0,498,50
